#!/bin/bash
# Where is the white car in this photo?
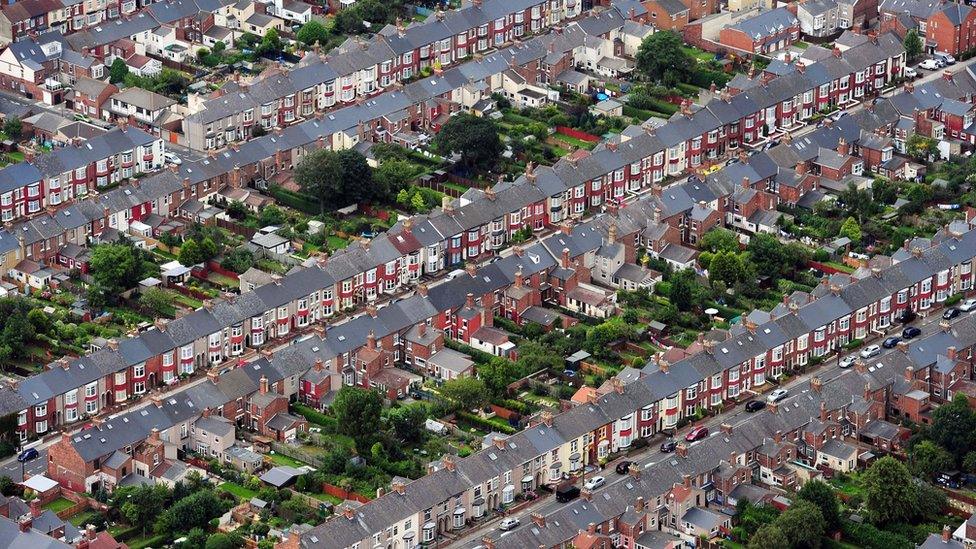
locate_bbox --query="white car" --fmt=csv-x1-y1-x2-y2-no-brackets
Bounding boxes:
860,344,881,359
936,52,956,65
584,476,606,490
498,518,520,531
918,59,942,70
904,67,918,79
839,355,856,369
163,152,182,165
767,388,788,403
959,298,976,312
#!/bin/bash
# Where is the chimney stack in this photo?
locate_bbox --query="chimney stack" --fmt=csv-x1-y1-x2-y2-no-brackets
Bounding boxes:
260,375,268,394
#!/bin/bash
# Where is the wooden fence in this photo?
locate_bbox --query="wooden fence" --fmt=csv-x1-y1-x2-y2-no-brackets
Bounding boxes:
322,482,371,504
216,217,257,239
418,178,464,198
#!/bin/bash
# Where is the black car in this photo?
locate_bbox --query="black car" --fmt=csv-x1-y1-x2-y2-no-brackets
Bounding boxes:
882,336,902,348
745,400,766,413
555,484,581,503
660,440,678,453
944,307,961,320
17,448,38,463
898,309,918,324
902,326,922,339
615,460,634,474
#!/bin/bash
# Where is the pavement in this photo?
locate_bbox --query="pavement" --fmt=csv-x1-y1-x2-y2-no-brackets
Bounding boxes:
454,307,964,546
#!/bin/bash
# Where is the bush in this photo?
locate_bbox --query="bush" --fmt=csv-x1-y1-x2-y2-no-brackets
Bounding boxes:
946,293,963,306
456,411,516,434
840,520,914,549
292,404,338,431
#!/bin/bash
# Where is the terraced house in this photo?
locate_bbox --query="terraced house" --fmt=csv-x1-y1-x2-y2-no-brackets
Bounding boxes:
181,0,583,151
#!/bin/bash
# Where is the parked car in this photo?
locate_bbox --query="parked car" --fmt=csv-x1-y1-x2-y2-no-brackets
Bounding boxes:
767,388,789,403
685,426,709,442
839,355,856,369
562,369,577,378
904,66,918,79
898,309,917,324
902,326,922,339
936,470,963,489
935,51,956,65
745,400,766,412
163,152,182,165
919,58,942,70
555,484,580,503
944,307,961,320
860,345,881,358
584,476,606,490
499,518,520,531
882,336,902,348
959,298,976,312
660,439,678,453
17,448,38,463
615,460,634,474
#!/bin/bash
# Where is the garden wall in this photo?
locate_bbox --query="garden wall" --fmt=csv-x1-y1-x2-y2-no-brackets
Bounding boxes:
555,126,600,143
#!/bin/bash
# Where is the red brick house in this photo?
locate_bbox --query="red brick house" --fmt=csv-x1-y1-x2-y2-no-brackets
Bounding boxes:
641,0,690,31
719,7,800,54
247,376,289,435
927,3,976,57
71,76,117,120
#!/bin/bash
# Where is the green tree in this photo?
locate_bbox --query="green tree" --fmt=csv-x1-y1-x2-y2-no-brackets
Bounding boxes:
774,500,825,549
179,528,208,549
748,524,789,549
585,321,634,357
258,204,287,226
331,387,383,451
26,308,50,335
374,159,415,194
139,287,172,316
914,480,948,521
861,456,917,525
220,248,255,274
908,440,955,478
110,58,129,84
205,533,243,549
119,484,170,536
154,489,228,535
964,451,976,473
930,392,976,462
708,251,744,285
90,242,157,294
433,113,502,170
635,30,694,85
410,192,426,212
906,134,938,161
179,238,203,266
669,269,695,311
478,357,522,396
294,149,377,211
904,29,923,61
838,216,862,244
699,228,740,254
388,403,427,444
256,28,281,56
296,19,330,46
796,480,840,532
440,377,489,412
2,117,22,139
198,237,219,262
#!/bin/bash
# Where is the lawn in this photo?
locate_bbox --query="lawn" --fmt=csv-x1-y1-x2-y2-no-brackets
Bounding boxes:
268,452,309,468
311,492,343,505
43,497,75,513
326,235,351,251
69,509,102,527
219,481,257,501
206,272,239,288
170,291,203,309
682,46,716,63
552,133,596,150
830,473,864,498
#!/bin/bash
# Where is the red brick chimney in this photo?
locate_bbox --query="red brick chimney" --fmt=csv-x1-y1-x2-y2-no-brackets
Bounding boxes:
837,137,849,156
313,358,324,372
948,346,957,361
531,512,545,528
366,331,376,350
260,376,269,394
417,284,428,297
465,293,475,309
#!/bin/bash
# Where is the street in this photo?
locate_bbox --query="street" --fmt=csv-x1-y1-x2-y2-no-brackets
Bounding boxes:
454,307,961,546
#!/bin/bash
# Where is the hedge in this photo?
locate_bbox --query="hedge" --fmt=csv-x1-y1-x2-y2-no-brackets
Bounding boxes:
840,520,914,549
456,411,516,434
946,293,964,306
687,69,731,89
292,403,338,431
269,185,320,214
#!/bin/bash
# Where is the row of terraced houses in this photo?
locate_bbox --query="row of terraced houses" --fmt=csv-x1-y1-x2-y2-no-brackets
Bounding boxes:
0,29,927,443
